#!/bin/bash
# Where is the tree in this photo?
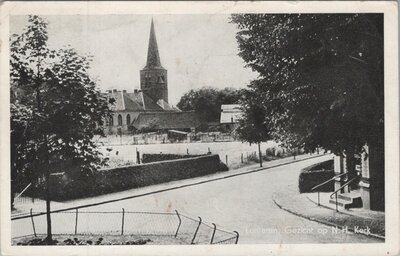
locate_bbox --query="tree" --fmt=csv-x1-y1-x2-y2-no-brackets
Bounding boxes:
231,14,384,185
177,87,241,123
10,15,112,243
236,86,273,167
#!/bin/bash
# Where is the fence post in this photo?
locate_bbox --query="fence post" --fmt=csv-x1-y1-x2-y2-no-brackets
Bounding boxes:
187,148,189,155
74,208,79,235
210,223,217,244
121,208,125,235
225,155,228,165
191,217,202,244
136,151,140,164
234,231,239,244
30,208,37,237
241,153,243,163
174,210,182,237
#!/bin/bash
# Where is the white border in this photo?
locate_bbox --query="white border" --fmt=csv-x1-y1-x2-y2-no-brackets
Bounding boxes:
0,1,398,256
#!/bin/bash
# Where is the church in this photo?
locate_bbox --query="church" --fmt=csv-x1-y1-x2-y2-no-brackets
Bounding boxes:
105,20,201,135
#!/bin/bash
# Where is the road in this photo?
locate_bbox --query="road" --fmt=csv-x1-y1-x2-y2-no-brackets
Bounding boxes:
12,156,380,243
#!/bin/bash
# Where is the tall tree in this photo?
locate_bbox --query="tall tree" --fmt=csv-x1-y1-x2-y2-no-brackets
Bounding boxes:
10,15,112,243
236,86,273,167
231,14,384,184
177,87,241,123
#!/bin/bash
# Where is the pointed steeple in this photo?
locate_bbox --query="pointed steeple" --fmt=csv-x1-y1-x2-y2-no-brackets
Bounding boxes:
145,19,163,69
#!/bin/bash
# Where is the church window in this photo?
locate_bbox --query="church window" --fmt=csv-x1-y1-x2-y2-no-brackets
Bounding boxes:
126,114,131,125
118,114,123,126
109,115,114,126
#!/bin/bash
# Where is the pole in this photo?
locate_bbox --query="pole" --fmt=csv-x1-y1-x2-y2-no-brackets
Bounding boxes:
191,217,202,244
225,155,228,166
121,208,125,235
210,223,217,244
258,143,262,167
335,193,338,212
174,210,182,237
30,208,37,237
241,153,243,164
234,231,239,244
74,208,78,235
136,151,140,164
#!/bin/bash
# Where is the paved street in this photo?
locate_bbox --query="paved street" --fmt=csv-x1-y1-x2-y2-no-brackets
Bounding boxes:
12,156,381,243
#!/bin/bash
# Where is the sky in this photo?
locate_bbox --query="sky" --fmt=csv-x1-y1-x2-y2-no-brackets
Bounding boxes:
10,15,257,105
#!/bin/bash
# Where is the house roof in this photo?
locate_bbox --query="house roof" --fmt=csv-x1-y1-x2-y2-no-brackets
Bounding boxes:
220,104,243,124
132,111,202,130
106,90,175,112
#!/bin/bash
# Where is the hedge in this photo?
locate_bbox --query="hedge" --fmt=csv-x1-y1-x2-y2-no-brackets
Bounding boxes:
298,160,334,193
48,154,228,201
142,153,204,163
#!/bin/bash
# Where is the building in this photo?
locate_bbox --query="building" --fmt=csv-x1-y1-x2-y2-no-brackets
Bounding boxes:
105,88,176,135
333,142,384,211
105,19,200,135
132,111,202,133
219,104,242,131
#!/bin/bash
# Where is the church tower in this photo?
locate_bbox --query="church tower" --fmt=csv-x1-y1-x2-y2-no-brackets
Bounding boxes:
140,19,168,104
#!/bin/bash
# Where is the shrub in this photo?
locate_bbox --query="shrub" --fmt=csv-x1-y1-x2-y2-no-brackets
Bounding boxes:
265,147,276,156
142,153,203,163
47,154,228,201
298,160,334,193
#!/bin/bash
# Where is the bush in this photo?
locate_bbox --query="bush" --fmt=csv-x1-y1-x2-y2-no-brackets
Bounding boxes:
298,160,334,193
142,153,203,163
265,147,276,156
48,154,228,201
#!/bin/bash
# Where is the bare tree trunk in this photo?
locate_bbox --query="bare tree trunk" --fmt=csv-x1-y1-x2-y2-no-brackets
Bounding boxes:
45,166,52,243
35,57,52,243
258,142,262,167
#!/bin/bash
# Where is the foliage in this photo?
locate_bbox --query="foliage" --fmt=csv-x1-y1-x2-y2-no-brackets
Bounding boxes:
298,160,334,193
10,15,113,241
11,15,112,183
230,14,384,157
142,153,203,163
46,155,228,200
235,86,273,145
177,87,242,122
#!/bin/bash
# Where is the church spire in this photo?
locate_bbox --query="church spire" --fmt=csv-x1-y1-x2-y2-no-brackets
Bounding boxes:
145,19,163,69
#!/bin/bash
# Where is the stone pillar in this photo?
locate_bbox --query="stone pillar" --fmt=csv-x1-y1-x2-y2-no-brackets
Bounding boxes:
359,144,371,210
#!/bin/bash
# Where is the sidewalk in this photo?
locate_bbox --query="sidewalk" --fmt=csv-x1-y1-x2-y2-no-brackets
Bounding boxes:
272,184,385,239
12,153,331,218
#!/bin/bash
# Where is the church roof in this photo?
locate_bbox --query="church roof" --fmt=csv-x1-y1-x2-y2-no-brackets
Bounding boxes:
144,19,164,69
132,111,202,130
106,90,177,112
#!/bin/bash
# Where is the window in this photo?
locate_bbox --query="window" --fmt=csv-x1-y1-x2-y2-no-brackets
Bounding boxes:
118,114,123,126
109,115,114,126
126,114,131,125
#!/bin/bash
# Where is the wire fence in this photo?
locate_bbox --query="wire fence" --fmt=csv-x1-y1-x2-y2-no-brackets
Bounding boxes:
11,208,239,245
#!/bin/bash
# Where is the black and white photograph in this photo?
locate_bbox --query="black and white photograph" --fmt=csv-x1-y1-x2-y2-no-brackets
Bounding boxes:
0,1,398,256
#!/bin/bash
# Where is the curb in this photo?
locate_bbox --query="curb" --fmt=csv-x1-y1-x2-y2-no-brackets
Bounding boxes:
272,194,385,241
12,154,329,220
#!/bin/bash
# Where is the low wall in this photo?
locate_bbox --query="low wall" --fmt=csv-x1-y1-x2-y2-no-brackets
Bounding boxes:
49,154,228,201
298,160,334,193
142,153,204,163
